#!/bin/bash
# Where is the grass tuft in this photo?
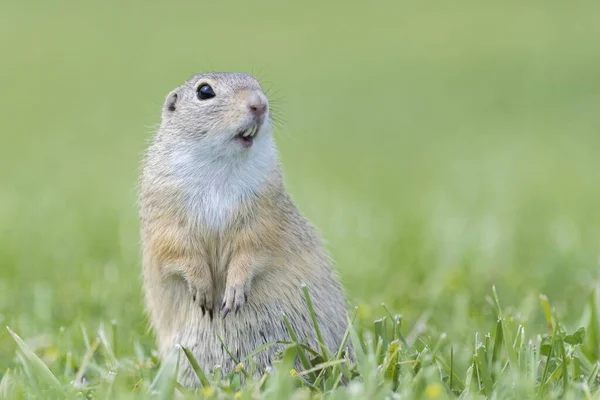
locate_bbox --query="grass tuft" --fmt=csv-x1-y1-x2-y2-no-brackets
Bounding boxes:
3,286,600,398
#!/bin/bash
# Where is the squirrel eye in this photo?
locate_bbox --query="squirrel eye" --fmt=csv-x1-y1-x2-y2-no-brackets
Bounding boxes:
197,84,215,100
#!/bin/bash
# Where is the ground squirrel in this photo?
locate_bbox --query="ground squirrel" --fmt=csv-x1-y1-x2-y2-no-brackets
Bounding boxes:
139,72,349,387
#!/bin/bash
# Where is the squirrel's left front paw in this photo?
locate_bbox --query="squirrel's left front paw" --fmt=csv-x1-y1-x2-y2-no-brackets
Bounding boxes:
221,282,249,317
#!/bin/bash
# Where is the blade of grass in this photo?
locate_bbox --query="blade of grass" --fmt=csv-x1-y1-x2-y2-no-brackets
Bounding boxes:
97,323,118,370
544,359,564,388
216,333,250,379
460,362,476,398
493,292,518,371
297,359,347,377
382,305,408,346
0,369,25,399
584,283,600,362
538,326,559,396
475,345,493,395
80,323,91,350
282,313,316,381
294,343,322,358
240,342,284,364
382,340,400,389
73,339,99,389
102,371,116,400
492,285,502,318
513,325,524,350
431,350,465,392
450,346,454,392
334,308,357,361
302,285,332,359
540,294,554,331
148,344,180,398
491,319,503,379
110,320,118,359
586,362,599,387
491,319,503,366
181,346,210,388
560,337,568,396
7,326,63,395
330,309,357,384
374,317,387,365
174,382,191,397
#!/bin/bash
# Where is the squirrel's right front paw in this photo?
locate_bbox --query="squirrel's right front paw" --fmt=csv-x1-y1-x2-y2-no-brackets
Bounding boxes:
188,282,214,318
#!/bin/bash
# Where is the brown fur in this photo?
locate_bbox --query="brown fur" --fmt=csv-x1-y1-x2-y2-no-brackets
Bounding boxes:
139,72,350,387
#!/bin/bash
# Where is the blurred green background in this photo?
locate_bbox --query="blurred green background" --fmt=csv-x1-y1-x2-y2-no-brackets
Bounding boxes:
1,0,599,372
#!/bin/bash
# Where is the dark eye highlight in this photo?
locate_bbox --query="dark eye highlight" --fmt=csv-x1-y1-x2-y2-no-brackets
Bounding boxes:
197,84,216,100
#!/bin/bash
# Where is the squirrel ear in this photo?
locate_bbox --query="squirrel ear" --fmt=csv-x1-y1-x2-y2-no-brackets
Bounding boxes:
164,91,178,112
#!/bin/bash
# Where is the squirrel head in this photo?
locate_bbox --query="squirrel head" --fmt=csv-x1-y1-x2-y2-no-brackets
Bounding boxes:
159,72,273,159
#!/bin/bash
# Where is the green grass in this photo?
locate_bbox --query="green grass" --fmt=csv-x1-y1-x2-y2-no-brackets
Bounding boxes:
4,287,600,399
1,0,600,398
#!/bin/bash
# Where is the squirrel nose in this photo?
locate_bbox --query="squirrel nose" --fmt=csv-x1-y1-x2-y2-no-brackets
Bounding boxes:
247,91,267,117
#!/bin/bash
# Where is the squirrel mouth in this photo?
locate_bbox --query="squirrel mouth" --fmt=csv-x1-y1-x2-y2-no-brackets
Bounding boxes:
235,125,259,148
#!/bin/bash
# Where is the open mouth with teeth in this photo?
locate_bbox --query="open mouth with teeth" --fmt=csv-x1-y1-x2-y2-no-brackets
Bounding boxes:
235,125,259,148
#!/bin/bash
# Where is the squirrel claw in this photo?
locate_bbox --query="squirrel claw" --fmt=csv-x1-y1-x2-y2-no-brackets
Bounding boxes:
221,303,230,318
189,284,214,317
221,283,249,318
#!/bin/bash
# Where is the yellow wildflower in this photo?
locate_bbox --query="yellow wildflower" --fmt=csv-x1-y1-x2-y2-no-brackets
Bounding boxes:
202,386,215,398
425,383,442,398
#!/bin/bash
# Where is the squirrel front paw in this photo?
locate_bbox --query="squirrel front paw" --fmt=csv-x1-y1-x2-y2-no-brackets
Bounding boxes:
188,280,214,318
221,281,250,317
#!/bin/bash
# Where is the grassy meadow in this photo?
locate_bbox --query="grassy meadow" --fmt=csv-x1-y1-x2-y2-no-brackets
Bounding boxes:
1,1,600,398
